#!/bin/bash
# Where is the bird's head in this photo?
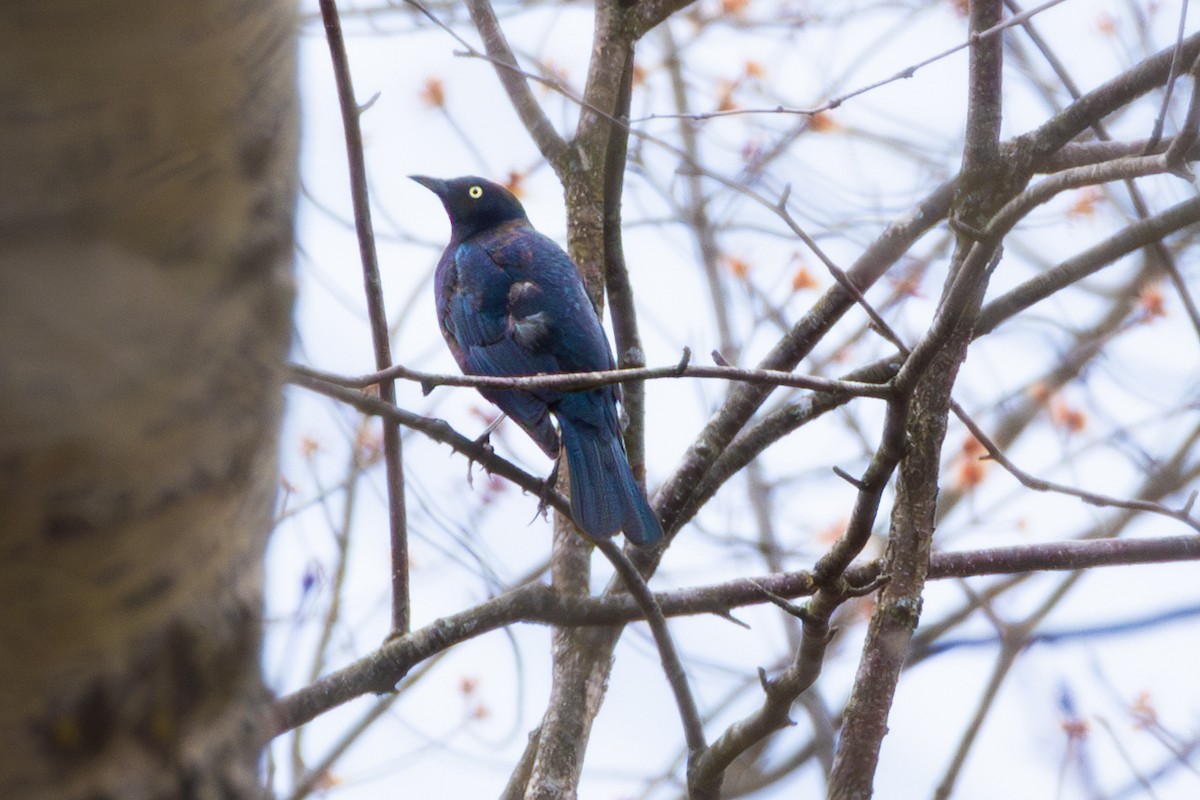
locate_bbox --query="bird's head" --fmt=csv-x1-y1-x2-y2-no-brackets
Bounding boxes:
409,175,528,242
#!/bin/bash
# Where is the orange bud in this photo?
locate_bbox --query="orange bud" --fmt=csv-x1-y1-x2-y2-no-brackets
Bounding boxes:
542,58,569,85
961,434,986,458
716,80,738,112
1027,381,1052,404
1138,283,1166,319
741,138,764,165
808,111,838,132
1060,719,1090,740
503,171,526,198
313,771,342,790
354,425,383,462
1131,691,1157,727
890,271,923,298
830,344,854,363
724,255,751,278
954,456,987,490
1067,187,1103,218
1050,397,1087,433
791,264,817,291
419,77,446,108
816,517,847,544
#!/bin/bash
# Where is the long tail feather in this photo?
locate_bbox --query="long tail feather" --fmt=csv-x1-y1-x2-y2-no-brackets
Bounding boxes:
557,397,662,546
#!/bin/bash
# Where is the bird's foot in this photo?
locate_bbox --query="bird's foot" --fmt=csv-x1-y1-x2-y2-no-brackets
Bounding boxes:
533,454,562,521
465,415,504,487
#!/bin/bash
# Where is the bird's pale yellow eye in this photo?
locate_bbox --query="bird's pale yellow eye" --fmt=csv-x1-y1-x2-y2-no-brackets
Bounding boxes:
468,185,483,199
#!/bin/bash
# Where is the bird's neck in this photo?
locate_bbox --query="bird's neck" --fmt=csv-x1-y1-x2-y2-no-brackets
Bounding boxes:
452,215,529,246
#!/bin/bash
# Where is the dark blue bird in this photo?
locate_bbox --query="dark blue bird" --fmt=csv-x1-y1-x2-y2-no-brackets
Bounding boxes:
411,175,662,547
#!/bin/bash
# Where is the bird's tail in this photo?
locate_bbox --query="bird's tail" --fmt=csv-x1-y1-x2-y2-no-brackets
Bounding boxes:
557,396,662,547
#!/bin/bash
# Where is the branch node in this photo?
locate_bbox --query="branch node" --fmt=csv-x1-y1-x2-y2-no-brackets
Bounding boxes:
832,465,867,491
675,346,693,374
846,573,890,598
948,210,988,242
712,609,752,630
750,580,809,620
359,91,381,113
1168,162,1196,181
712,349,732,367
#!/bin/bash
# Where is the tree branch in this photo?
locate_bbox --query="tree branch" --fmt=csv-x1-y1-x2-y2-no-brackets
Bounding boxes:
270,533,1200,735
829,1,1006,793
318,0,410,633
289,356,892,398
289,372,570,517
464,0,571,170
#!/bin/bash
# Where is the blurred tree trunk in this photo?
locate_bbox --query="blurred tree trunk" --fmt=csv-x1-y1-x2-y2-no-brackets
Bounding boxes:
0,2,297,797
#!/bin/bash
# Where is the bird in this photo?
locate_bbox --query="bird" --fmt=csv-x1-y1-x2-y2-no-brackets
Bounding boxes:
410,175,662,547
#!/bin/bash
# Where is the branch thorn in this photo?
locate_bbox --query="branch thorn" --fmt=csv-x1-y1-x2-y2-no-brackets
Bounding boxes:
832,465,867,491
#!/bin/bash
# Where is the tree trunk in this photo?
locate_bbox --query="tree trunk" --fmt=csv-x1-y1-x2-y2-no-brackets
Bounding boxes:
0,2,297,797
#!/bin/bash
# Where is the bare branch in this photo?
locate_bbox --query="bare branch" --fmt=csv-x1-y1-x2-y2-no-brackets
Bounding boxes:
289,357,892,398
270,534,1200,735
690,584,853,796
632,0,1070,119
318,0,409,634
1017,31,1200,161
593,539,708,772
952,403,1200,533
289,371,570,517
463,0,571,169
978,195,1200,335
654,179,956,538
830,2,1008,793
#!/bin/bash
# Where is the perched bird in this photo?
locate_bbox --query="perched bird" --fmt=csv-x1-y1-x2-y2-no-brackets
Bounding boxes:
411,175,662,547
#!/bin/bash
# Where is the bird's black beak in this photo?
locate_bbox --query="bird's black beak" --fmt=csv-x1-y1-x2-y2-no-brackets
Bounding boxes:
409,174,448,198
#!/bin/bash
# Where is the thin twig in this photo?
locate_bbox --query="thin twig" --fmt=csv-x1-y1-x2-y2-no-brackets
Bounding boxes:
318,0,410,634
289,356,892,398
630,0,1071,124
463,0,571,169
598,39,650,478
593,538,708,764
1144,0,1194,151
290,371,570,517
689,585,848,796
951,401,1200,533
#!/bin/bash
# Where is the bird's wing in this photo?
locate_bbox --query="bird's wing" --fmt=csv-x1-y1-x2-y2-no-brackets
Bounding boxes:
481,228,618,376
437,237,563,456
443,240,561,382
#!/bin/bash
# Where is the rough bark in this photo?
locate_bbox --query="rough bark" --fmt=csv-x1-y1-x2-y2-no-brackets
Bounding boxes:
0,2,298,797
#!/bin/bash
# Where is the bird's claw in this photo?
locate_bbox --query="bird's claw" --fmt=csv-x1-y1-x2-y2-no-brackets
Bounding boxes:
464,429,497,489
534,453,562,521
